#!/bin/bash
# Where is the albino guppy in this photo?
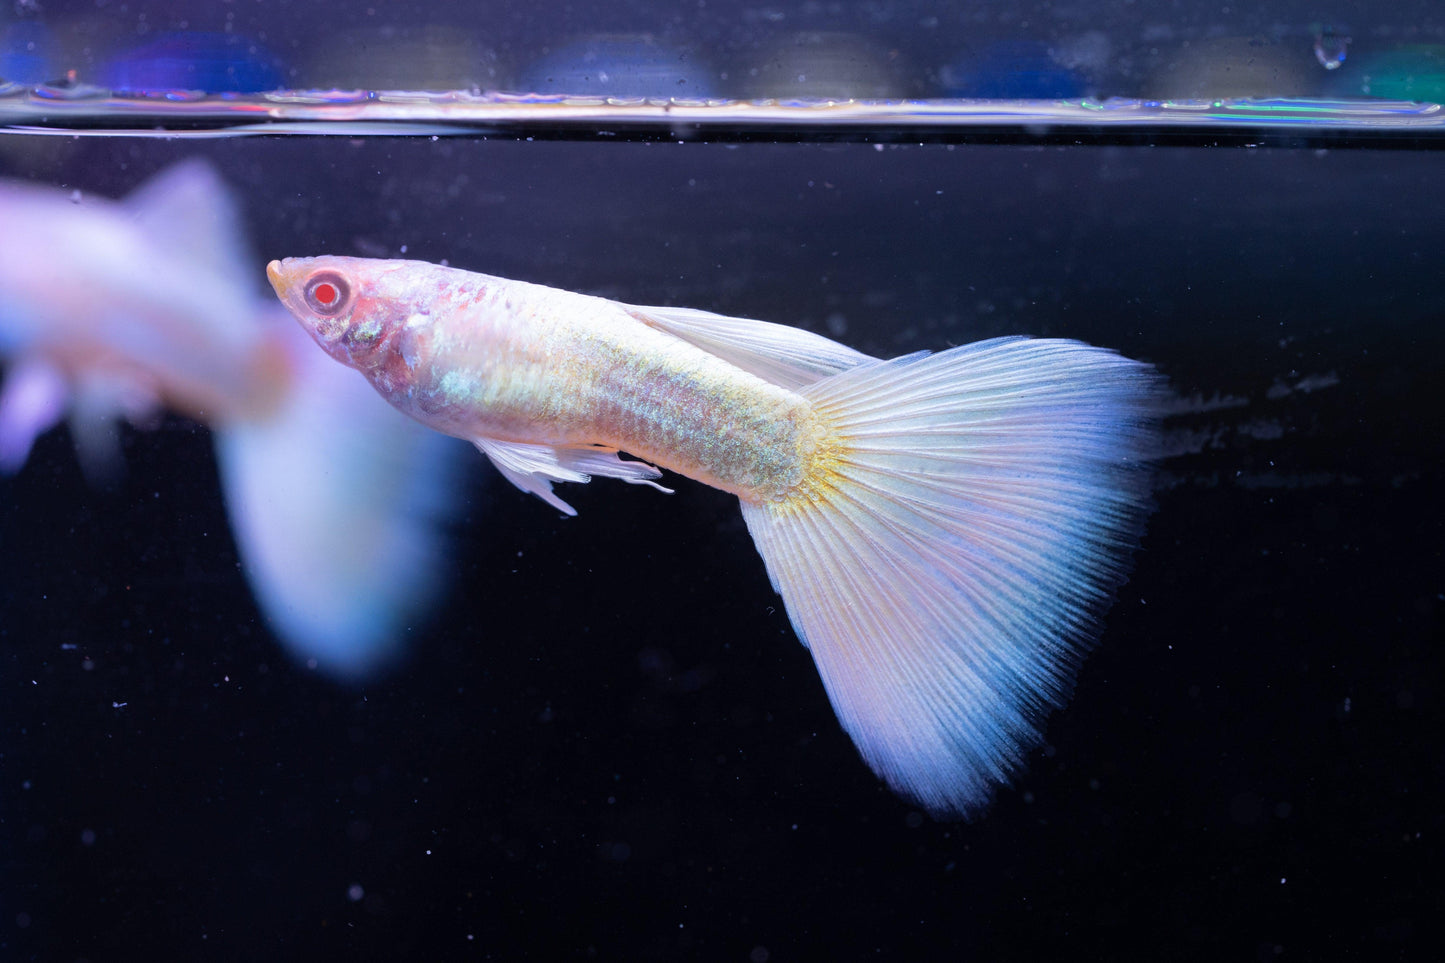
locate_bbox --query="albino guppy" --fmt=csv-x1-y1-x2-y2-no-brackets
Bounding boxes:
0,163,458,677
268,255,1161,816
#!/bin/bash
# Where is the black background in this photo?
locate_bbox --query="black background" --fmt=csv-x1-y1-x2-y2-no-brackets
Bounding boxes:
1,135,1441,960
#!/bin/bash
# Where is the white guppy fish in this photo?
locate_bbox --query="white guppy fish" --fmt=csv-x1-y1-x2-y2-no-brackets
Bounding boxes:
0,162,459,677
268,254,1163,815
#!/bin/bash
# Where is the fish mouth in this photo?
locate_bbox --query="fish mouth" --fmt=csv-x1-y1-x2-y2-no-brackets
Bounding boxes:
266,258,320,334
265,258,293,296
266,258,317,327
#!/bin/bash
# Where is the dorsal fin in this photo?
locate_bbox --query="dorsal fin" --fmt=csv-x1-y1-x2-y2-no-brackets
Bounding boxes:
626,304,880,391
122,159,250,276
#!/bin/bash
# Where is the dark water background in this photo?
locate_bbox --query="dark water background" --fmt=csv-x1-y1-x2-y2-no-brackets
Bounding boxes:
2,135,1442,959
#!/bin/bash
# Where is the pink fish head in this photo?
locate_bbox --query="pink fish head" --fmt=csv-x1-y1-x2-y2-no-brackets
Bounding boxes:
267,255,414,371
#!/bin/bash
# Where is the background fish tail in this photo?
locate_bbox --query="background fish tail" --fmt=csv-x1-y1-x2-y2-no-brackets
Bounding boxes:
739,337,1164,817
213,319,461,679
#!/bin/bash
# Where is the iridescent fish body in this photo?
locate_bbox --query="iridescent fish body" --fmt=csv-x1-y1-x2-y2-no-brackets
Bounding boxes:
269,255,1163,816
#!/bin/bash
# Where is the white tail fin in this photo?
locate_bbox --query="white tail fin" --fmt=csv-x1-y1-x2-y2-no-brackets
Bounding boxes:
740,337,1162,816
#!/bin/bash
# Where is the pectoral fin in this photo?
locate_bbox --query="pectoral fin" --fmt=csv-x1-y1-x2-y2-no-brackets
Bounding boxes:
474,437,671,516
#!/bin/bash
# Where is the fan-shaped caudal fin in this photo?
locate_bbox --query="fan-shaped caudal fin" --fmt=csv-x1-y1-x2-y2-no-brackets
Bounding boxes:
740,337,1163,816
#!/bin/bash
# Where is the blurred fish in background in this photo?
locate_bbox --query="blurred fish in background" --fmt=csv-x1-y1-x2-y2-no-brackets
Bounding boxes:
0,160,461,677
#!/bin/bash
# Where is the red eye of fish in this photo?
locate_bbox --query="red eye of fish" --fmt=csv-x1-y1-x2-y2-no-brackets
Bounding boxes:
305,272,350,315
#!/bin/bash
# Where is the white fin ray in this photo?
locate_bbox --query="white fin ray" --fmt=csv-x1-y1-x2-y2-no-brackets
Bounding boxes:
741,337,1161,816
627,304,878,390
475,437,671,516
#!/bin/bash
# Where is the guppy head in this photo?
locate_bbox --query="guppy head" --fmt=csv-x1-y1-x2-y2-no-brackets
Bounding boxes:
267,255,412,371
